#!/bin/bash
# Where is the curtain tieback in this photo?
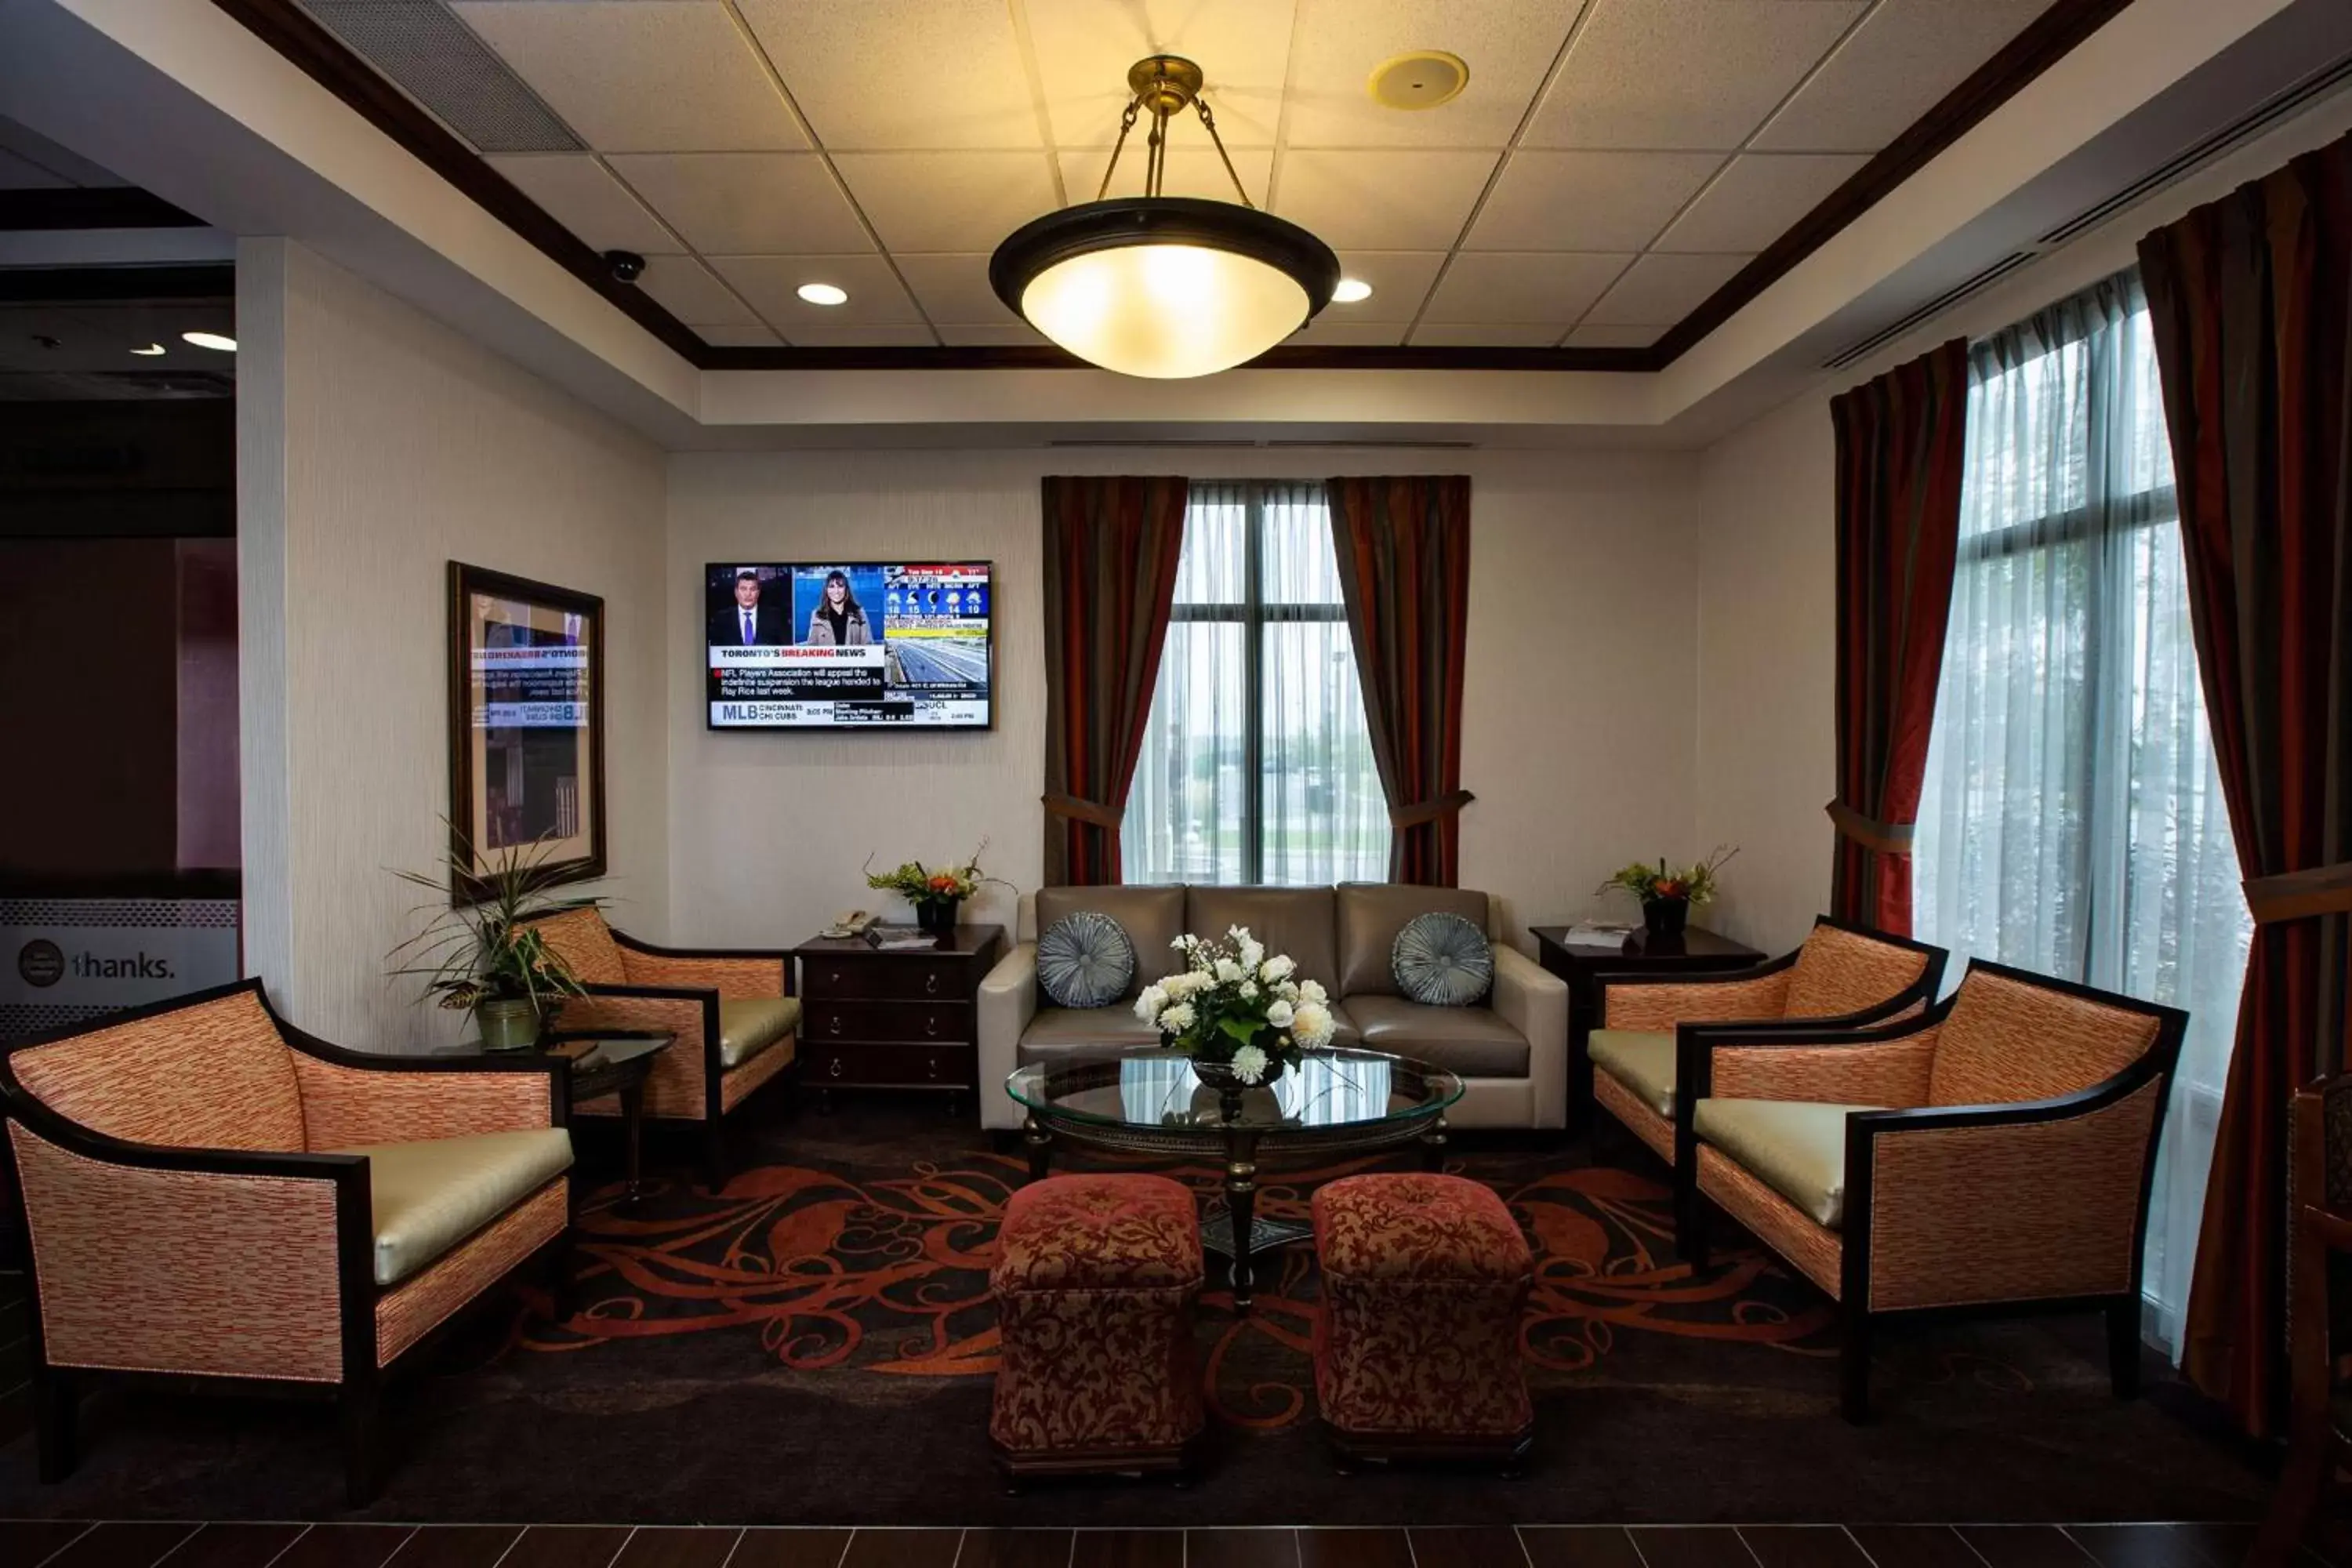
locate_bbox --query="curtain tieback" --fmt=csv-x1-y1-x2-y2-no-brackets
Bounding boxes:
2244,862,2352,924
1824,800,1915,855
1390,789,1475,829
1042,793,1123,830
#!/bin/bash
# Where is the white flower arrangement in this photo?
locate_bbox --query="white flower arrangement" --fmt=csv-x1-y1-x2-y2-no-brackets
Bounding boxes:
1134,926,1336,1086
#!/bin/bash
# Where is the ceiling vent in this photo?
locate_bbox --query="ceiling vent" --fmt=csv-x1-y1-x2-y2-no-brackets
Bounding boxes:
1822,48,2352,372
296,0,580,154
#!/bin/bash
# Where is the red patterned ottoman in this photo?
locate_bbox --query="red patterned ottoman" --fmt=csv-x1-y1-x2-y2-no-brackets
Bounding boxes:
989,1173,1205,1484
1312,1172,1534,1470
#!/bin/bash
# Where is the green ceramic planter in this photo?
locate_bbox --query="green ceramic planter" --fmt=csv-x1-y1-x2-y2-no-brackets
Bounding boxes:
474,996,543,1052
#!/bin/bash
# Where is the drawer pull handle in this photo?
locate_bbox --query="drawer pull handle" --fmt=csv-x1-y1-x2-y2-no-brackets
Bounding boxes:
925,1015,938,1038
827,1014,841,1036
828,1057,844,1078
829,970,842,987
926,1057,938,1079
924,973,940,995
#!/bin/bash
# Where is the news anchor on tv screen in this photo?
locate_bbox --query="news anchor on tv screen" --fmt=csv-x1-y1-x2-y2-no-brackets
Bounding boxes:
802,568,873,646
709,568,788,647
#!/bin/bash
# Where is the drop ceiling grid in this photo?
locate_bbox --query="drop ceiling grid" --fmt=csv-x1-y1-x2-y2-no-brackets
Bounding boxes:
320,0,2065,354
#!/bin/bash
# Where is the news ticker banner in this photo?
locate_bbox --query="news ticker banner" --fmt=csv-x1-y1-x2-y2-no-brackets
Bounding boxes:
0,897,241,1042
470,643,588,729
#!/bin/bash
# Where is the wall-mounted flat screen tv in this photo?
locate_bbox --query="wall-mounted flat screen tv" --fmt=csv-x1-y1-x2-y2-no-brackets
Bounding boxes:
705,561,993,730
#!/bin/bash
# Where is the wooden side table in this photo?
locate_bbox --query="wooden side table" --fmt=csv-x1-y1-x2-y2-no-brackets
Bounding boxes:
793,924,1006,1112
1530,924,1766,1134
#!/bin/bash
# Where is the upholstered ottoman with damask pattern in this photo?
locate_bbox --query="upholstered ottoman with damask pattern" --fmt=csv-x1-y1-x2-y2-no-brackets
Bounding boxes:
1312,1172,1534,1471
989,1173,1205,1486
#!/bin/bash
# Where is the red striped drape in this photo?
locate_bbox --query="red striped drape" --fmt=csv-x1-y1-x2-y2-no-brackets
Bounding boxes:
1827,341,1969,935
1039,476,1189,887
1327,475,1474,887
2141,130,2352,1438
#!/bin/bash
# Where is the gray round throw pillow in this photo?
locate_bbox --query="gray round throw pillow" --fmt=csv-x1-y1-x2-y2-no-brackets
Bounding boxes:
1392,911,1494,1007
1036,911,1137,1010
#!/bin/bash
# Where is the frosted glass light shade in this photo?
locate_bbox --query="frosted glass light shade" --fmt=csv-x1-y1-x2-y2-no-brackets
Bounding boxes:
992,197,1340,379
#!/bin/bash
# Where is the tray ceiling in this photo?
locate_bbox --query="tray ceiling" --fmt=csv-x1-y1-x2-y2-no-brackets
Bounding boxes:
284,0,2071,358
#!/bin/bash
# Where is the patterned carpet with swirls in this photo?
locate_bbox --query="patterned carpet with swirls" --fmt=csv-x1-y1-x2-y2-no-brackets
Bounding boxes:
0,1101,2273,1526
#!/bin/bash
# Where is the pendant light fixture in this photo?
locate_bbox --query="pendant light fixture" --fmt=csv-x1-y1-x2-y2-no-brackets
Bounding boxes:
990,56,1340,379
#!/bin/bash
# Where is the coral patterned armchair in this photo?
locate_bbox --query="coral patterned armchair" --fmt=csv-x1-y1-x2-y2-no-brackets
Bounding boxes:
0,978,572,1504
1585,917,1944,1185
1680,960,2185,1421
2252,1072,2352,1564
526,908,799,1185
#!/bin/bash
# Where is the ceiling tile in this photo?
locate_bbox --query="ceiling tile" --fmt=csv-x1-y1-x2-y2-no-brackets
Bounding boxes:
1564,321,1666,347
1653,151,1867,251
832,151,1061,253
1756,0,2053,152
736,0,1037,150
486,154,682,253
936,322,1049,347
1421,252,1629,325
1319,251,1447,323
1581,251,1749,325
1465,151,1722,252
1271,150,1498,252
1287,319,1411,347
1524,0,1865,151
891,254,1016,325
782,325,942,347
452,2,808,152
1282,0,1581,148
1026,0,1295,149
632,255,760,327
1408,323,1564,347
695,323,782,347
710,254,927,328
1058,147,1274,209
606,154,872,254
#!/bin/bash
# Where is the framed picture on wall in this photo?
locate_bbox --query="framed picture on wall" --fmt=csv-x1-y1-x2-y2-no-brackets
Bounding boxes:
447,562,606,902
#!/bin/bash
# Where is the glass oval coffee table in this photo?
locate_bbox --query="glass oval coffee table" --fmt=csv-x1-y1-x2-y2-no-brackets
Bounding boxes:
1005,1048,1464,1310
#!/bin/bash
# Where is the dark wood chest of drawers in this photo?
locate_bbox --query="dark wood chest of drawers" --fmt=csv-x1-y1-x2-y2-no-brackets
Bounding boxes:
793,924,1005,1106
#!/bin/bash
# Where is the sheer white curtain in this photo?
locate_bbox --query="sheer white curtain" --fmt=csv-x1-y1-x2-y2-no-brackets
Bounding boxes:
1913,270,2252,1359
1123,481,1389,885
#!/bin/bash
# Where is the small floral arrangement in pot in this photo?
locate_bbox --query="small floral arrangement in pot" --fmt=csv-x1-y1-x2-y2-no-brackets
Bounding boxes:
1598,844,1739,938
1135,926,1337,1089
864,840,1007,935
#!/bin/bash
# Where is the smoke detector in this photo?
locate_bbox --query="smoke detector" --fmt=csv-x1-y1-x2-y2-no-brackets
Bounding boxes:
1368,51,1468,111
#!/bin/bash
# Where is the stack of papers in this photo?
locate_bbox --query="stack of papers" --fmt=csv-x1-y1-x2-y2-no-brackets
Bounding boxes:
1556,921,1637,950
866,925,944,951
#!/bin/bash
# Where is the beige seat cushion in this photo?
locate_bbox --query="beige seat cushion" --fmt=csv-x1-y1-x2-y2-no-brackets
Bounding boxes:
1588,1029,1675,1116
1693,1098,1883,1231
1341,996,1529,1077
719,996,801,1069
335,1127,573,1286
1334,883,1491,997
1036,885,1188,997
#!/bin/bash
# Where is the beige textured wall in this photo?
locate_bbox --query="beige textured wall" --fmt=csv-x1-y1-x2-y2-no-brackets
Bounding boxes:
238,238,669,1051
663,448,1703,954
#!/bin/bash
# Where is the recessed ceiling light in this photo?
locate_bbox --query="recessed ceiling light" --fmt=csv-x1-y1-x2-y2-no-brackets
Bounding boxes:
797,283,848,307
1368,51,1468,111
182,331,237,352
129,343,167,356
1331,278,1374,304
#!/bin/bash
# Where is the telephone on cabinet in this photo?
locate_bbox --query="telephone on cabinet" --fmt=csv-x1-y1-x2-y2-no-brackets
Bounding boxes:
822,909,877,938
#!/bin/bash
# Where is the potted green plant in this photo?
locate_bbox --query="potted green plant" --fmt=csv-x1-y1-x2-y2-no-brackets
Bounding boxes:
389,832,597,1051
1598,846,1740,939
863,841,1008,935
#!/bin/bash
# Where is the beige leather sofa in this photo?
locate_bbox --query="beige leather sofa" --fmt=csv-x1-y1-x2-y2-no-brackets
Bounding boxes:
978,884,1567,1131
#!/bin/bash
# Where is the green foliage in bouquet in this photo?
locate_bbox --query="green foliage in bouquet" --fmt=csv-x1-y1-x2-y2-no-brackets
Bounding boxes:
1597,844,1740,906
1133,926,1338,1086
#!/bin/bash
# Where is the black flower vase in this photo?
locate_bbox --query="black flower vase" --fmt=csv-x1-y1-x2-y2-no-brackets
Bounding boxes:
915,897,959,935
1642,896,1690,938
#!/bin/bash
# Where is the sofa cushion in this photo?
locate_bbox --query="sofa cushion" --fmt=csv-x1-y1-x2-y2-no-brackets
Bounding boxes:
1341,996,1529,1077
1588,1029,1675,1116
1036,912,1136,1010
1019,1005,1163,1062
335,1127,574,1286
718,997,801,1069
1185,886,1338,996
1337,883,1491,998
1392,911,1494,1007
1037,886,1186,996
1783,923,1931,1018
1693,1098,1881,1230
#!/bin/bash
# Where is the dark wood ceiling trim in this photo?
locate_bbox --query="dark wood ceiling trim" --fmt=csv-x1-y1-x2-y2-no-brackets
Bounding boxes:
0,264,232,303
1650,0,2140,364
206,0,708,364
205,0,2132,376
0,189,206,230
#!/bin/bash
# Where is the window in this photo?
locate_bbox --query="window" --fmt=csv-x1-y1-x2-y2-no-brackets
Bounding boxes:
1914,269,2252,1356
1123,480,1391,884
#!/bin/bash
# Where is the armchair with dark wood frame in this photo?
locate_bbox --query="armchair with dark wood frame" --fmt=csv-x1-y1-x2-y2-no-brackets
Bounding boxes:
2252,1070,2352,1565
0,978,572,1504
1675,959,2185,1421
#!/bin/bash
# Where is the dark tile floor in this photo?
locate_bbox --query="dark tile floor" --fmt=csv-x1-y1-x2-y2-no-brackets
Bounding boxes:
0,1521,2326,1568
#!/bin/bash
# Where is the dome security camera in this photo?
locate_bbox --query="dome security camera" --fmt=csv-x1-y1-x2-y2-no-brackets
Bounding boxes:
604,249,647,283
